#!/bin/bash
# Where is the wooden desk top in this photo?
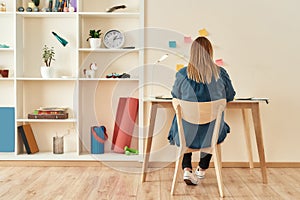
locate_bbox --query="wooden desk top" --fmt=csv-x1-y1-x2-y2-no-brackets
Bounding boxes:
143,98,268,107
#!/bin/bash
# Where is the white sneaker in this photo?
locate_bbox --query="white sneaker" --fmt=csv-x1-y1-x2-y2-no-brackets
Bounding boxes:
195,166,206,179
183,170,199,185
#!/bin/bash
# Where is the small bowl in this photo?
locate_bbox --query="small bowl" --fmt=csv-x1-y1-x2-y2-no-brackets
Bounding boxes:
0,69,9,78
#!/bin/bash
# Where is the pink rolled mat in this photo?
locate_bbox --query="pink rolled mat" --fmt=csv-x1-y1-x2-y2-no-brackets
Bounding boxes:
112,97,139,153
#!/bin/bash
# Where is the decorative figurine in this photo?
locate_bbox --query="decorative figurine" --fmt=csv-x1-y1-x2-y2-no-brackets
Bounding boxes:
33,6,39,12
28,1,35,9
83,63,98,78
106,72,130,78
32,0,40,12
0,2,6,12
26,7,32,12
68,5,74,12
18,7,25,12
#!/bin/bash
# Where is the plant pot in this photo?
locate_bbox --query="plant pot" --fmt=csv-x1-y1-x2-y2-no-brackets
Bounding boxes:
89,38,101,49
40,66,54,78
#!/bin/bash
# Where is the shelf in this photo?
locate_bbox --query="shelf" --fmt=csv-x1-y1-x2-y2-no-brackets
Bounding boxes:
16,12,77,18
0,152,16,158
2,0,144,162
0,152,142,161
79,78,139,81
0,105,14,108
0,78,14,81
78,48,139,53
0,48,13,52
0,152,78,160
79,12,140,18
0,12,13,16
16,118,77,123
15,12,139,19
16,77,77,81
78,152,142,161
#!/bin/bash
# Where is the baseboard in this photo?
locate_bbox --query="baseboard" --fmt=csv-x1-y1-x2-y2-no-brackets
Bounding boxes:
0,161,300,168
149,162,300,168
0,160,140,167
200,162,300,168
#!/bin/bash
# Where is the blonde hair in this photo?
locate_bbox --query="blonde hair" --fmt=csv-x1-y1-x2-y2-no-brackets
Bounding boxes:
187,37,220,83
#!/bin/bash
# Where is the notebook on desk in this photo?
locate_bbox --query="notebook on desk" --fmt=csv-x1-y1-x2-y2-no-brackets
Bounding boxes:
235,97,269,104
155,95,173,100
154,95,270,103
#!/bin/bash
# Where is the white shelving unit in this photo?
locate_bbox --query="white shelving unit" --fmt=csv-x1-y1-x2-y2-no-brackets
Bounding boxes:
0,0,144,161
0,2,16,158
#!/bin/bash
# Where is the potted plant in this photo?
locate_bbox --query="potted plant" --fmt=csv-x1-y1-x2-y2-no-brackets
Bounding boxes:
40,45,55,78
86,29,102,49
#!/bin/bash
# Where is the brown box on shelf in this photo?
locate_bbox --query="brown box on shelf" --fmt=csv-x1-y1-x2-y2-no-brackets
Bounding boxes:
28,113,69,119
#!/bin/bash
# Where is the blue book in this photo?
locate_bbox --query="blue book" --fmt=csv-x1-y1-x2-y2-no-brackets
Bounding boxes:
0,107,15,152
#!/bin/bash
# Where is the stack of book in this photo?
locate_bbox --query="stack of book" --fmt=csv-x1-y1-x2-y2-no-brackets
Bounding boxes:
28,107,68,119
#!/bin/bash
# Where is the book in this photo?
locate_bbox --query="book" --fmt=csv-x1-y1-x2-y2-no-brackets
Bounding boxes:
0,107,15,152
28,113,68,119
36,107,67,113
18,124,39,154
34,110,66,115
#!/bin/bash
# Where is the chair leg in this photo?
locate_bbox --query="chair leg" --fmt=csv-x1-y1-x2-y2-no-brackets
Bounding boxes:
213,146,224,198
217,144,222,169
171,154,183,195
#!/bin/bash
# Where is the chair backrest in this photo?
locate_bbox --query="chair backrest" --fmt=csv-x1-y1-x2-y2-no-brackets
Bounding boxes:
172,98,226,151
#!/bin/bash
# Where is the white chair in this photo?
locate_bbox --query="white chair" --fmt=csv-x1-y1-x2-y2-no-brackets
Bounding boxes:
171,98,226,197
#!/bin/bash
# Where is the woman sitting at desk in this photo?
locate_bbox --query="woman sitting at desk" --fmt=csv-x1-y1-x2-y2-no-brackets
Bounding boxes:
168,36,236,185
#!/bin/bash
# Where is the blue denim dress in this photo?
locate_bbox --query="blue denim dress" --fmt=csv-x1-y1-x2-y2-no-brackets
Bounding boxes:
168,67,236,149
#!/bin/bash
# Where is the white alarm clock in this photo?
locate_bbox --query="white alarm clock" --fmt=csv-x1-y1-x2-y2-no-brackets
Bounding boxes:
103,29,125,49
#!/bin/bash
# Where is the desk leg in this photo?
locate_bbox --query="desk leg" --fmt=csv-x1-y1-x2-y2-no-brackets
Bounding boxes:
141,103,158,182
242,109,254,168
251,103,268,184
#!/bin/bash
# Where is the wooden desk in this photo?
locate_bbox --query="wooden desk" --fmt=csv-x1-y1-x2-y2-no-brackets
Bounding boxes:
141,99,268,184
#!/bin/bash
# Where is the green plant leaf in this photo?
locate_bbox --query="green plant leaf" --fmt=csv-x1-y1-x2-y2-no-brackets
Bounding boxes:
87,29,102,41
42,45,55,67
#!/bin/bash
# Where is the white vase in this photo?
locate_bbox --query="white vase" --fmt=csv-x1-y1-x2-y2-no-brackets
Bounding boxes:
40,66,54,78
89,38,101,49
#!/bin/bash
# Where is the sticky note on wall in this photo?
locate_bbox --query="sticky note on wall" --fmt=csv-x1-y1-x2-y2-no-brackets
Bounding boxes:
169,41,176,48
215,59,224,66
199,28,208,36
184,36,192,43
176,64,184,71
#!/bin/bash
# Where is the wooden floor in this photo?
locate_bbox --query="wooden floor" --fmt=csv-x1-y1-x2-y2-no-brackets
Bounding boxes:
0,166,299,199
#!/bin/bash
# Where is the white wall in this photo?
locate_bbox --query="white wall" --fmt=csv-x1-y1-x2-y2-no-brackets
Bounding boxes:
144,0,300,162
